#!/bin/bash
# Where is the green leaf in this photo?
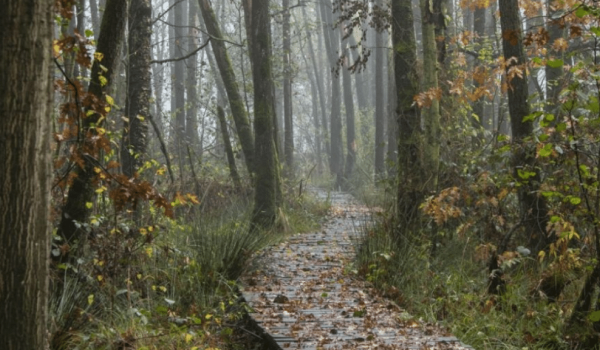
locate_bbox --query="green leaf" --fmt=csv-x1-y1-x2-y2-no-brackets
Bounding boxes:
556,123,567,132
547,59,564,68
591,27,600,37
85,29,94,37
570,197,582,205
589,310,600,322
576,6,589,18
538,144,553,157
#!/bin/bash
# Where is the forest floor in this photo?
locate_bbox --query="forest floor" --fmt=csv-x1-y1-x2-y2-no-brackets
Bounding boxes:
240,189,472,349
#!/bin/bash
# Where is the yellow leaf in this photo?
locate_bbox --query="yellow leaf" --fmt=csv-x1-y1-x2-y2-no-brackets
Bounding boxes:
106,94,114,106
146,247,153,258
159,285,167,292
94,167,101,173
139,228,148,236
99,75,108,87
88,294,94,305
136,115,145,121
97,127,106,135
185,333,193,343
205,314,213,320
97,275,103,282
94,52,104,62
137,273,142,280
53,40,60,57
95,186,106,194
86,202,93,209
148,226,154,232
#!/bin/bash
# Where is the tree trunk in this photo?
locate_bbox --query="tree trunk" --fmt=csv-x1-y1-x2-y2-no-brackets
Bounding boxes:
420,0,441,191
283,0,294,176
217,106,242,191
121,0,151,178
374,9,386,181
392,0,421,228
320,0,343,187
247,0,281,230
341,45,356,188
0,1,52,349
57,0,127,244
90,0,100,39
499,0,550,252
387,50,398,178
199,0,255,175
173,0,186,167
186,0,200,150
305,5,330,160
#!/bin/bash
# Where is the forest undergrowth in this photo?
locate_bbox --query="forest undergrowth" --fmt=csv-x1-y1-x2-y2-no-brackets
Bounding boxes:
349,115,600,349
48,178,330,350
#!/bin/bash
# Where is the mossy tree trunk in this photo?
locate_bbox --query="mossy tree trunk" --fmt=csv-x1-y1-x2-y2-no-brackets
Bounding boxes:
392,0,422,229
0,1,53,349
499,0,550,252
420,0,441,192
199,0,255,175
217,106,243,191
247,0,281,230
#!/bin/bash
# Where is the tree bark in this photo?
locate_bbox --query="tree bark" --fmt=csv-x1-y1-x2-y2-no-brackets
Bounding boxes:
374,8,386,181
57,0,127,244
217,106,242,191
186,0,200,150
392,0,421,228
199,0,255,175
341,44,356,188
121,0,151,179
320,0,343,187
499,0,550,252
0,1,53,349
247,0,281,230
283,0,294,176
420,0,441,191
172,0,186,165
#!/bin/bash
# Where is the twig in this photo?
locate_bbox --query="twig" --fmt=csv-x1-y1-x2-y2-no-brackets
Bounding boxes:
147,114,175,183
151,39,211,64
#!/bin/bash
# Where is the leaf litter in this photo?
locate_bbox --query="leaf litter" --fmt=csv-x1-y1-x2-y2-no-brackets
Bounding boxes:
242,190,471,349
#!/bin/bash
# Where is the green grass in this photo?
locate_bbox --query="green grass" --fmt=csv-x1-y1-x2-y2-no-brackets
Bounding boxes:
354,220,599,350
48,188,330,350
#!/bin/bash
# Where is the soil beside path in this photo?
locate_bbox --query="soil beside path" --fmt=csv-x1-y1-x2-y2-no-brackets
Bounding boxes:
241,189,471,349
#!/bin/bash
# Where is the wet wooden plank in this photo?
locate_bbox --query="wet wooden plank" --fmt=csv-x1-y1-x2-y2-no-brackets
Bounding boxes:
241,189,471,350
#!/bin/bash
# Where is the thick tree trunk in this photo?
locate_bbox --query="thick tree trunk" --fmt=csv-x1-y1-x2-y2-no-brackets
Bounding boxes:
499,0,550,252
283,0,294,176
121,0,151,178
199,0,255,175
0,1,52,349
247,0,281,230
57,0,127,244
392,0,421,228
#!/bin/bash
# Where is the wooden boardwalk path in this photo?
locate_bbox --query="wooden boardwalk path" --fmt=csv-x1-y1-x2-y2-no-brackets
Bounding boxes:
241,190,471,349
